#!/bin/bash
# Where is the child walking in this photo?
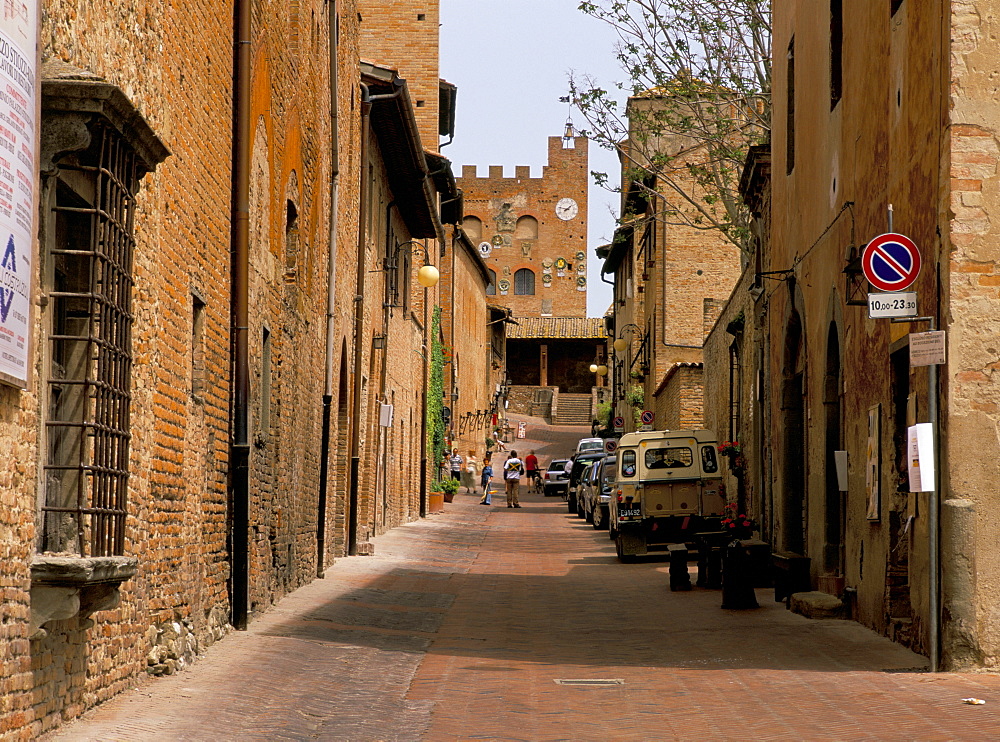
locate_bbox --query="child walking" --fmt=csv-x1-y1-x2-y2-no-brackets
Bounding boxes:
479,456,493,505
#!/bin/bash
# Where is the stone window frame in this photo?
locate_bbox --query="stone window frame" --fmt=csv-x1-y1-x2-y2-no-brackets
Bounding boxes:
31,62,168,638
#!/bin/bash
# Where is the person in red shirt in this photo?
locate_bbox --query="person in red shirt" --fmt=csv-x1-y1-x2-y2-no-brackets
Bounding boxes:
524,450,540,493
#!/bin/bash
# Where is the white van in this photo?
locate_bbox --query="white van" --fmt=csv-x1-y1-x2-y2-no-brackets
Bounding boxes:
609,429,725,561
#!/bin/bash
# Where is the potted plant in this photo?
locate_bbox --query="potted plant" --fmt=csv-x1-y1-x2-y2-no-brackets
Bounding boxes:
439,477,459,503
720,503,756,539
428,480,446,513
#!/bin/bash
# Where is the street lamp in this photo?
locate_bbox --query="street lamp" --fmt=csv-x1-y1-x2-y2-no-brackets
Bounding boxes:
614,323,641,353
596,365,608,376
393,239,440,291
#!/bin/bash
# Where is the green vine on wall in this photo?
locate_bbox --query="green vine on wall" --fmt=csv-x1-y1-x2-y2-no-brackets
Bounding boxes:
626,384,645,426
427,306,446,470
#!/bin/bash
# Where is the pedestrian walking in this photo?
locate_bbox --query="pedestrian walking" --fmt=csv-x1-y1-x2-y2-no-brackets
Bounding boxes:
449,448,463,484
463,449,479,495
503,450,524,508
524,449,540,493
479,455,493,505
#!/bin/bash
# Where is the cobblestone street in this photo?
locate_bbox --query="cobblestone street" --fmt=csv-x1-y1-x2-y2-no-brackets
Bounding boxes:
46,418,1000,741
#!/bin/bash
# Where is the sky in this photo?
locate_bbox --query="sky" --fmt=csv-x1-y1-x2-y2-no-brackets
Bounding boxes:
439,0,625,318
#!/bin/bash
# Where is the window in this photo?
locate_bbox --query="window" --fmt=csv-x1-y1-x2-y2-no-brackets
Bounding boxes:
284,199,299,282
701,446,719,474
514,268,535,295
39,72,168,557
192,294,206,399
486,268,496,296
261,328,272,438
891,0,903,15
786,37,795,174
620,450,636,477
830,0,843,109
645,447,693,469
729,341,742,442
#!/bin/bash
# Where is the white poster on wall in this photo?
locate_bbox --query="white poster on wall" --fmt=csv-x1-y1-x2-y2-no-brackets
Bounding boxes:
907,423,935,492
0,1,36,388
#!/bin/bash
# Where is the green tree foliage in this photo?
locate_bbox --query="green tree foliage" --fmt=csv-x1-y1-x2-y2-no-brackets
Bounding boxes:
427,307,446,469
573,0,771,257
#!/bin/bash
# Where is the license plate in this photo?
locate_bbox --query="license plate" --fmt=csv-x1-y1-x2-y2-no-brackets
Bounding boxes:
618,506,642,519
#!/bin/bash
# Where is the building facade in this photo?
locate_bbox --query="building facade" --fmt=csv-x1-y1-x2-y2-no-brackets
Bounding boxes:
0,1,477,737
702,0,1000,669
458,135,590,319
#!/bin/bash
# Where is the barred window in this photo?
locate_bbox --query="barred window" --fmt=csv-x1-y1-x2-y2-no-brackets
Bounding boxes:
39,69,168,557
514,268,535,295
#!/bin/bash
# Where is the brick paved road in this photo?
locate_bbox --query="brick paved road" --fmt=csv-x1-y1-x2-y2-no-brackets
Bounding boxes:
47,416,1000,741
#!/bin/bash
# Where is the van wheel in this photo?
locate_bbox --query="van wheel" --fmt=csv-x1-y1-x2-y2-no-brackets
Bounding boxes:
591,505,601,529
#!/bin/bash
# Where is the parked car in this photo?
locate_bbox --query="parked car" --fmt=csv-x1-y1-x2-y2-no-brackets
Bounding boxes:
566,451,606,514
575,458,600,519
609,429,724,562
585,455,616,530
542,458,571,497
575,437,605,454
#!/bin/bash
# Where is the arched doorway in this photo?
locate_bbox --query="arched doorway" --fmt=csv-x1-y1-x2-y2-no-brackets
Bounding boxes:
780,310,805,554
823,322,844,575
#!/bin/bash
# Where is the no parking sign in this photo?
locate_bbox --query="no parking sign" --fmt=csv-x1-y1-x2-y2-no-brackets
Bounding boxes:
640,410,654,431
862,233,921,292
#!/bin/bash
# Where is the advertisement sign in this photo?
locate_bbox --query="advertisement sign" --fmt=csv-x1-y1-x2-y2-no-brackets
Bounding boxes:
0,2,37,388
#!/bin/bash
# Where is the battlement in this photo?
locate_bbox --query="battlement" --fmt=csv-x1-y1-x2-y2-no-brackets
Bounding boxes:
458,136,588,183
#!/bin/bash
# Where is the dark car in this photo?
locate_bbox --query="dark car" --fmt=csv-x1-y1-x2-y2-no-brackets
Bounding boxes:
566,451,606,514
542,458,571,497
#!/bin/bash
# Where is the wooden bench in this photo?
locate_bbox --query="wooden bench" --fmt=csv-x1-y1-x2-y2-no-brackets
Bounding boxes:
772,552,811,606
667,543,692,592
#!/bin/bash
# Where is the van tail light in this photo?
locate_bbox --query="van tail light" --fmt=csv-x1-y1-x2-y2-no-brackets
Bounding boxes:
545,472,550,480
617,493,623,503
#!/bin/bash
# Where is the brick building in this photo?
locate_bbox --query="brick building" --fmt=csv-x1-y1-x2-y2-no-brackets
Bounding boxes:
0,0,468,737
601,91,742,434
458,135,589,319
703,1,1000,670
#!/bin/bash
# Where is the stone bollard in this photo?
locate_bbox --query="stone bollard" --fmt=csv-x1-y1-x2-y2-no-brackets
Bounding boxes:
722,540,759,610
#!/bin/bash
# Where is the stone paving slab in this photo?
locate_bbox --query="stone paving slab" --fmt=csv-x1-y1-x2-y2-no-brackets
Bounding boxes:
44,418,1000,741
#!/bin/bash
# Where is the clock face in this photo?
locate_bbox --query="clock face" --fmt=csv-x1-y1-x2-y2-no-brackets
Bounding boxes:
555,197,578,221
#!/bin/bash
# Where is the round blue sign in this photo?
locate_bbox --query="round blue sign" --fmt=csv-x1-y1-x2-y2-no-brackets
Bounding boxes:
862,233,921,292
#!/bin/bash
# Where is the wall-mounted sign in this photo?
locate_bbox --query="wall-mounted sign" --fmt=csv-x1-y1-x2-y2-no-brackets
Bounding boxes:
868,291,917,319
490,234,503,246
0,5,38,388
910,331,946,367
478,241,493,259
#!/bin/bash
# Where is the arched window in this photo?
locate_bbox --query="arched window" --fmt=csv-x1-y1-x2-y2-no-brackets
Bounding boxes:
463,215,482,242
514,268,535,295
486,269,496,296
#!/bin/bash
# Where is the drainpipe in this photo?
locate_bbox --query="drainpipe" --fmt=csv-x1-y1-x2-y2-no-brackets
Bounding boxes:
317,0,340,578
348,80,404,556
230,0,252,629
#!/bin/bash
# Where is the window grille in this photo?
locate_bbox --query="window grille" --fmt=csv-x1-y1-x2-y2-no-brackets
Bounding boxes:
43,123,139,557
514,268,535,295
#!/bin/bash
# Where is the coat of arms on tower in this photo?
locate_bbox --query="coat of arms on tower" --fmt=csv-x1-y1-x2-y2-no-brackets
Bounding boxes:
495,203,515,233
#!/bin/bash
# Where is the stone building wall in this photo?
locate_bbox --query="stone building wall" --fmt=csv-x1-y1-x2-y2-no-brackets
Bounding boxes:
944,1,1000,668
439,229,492,463
458,136,589,319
